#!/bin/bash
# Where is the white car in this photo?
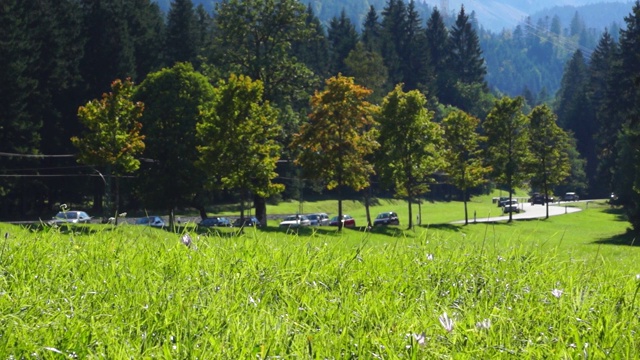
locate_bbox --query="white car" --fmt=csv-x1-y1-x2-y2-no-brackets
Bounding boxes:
279,215,311,228
50,210,92,225
307,213,330,226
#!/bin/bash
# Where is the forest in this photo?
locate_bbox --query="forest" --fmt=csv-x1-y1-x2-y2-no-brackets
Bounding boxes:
2,0,640,232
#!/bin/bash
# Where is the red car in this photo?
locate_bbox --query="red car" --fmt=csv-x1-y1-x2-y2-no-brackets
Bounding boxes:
329,214,356,228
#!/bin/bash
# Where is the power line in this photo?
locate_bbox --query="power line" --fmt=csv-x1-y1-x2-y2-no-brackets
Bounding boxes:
0,152,76,158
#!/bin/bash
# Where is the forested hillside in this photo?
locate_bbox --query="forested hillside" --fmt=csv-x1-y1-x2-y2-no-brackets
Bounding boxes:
3,0,640,233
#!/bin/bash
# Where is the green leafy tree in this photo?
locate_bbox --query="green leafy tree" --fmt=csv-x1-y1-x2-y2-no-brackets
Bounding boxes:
442,109,489,224
196,74,284,222
527,104,571,219
72,79,145,223
483,96,530,222
291,75,379,230
377,85,444,229
210,0,313,105
210,0,315,224
134,63,214,228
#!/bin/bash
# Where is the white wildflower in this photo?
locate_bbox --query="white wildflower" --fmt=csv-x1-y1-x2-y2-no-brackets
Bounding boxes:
551,289,563,299
475,318,491,330
438,312,454,333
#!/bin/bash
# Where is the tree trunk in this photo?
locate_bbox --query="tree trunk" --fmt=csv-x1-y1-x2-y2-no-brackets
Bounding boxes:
463,187,468,225
407,181,413,230
254,194,266,227
114,176,120,225
169,208,175,232
364,186,372,228
196,205,207,221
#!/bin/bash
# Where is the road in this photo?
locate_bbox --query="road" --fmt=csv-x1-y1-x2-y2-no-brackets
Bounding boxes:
453,201,583,224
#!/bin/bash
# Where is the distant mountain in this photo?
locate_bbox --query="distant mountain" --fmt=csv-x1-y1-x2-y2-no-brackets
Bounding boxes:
154,0,633,32
423,0,634,31
530,2,632,32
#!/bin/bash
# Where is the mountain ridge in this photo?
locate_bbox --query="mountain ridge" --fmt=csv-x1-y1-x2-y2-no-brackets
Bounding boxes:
154,0,632,32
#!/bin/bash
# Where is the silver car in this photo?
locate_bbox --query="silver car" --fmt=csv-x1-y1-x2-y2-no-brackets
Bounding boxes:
307,213,330,226
50,210,92,224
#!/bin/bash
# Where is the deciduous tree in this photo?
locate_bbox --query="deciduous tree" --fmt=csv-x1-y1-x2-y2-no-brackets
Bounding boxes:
291,75,379,230
72,79,145,223
210,0,316,225
134,63,214,228
442,109,489,224
527,104,571,219
483,96,530,222
196,74,284,223
377,85,444,229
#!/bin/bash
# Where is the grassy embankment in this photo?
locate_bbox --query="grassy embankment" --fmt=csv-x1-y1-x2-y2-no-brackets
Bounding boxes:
0,195,637,358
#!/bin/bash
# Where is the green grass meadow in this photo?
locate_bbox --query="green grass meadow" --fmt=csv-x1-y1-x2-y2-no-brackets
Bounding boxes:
1,197,639,358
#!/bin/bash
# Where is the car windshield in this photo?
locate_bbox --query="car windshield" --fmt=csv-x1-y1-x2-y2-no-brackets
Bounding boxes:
307,215,318,220
56,211,77,219
136,218,150,224
376,213,389,219
284,216,299,221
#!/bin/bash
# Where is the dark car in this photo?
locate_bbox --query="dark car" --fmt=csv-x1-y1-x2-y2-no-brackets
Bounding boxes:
496,197,510,207
329,214,356,228
502,200,521,214
233,216,261,227
373,211,400,226
199,217,232,227
135,216,165,228
530,193,554,205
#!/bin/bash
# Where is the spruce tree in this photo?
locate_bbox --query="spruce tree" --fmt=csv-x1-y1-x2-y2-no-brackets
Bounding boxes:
165,0,198,66
327,10,359,76
449,5,487,86
589,31,620,196
425,7,451,102
362,5,382,52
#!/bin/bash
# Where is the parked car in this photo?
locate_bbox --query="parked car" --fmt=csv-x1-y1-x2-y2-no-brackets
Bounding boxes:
199,217,232,227
50,210,92,225
496,197,510,207
233,216,261,227
279,215,311,228
502,200,521,214
135,216,165,228
329,214,356,228
563,192,579,201
373,211,400,226
307,213,330,226
530,193,554,205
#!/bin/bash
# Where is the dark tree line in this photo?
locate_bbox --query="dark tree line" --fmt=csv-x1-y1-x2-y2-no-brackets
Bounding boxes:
553,1,640,232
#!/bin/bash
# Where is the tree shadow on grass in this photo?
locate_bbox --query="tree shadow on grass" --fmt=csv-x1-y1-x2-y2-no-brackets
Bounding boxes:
592,229,639,246
602,207,628,222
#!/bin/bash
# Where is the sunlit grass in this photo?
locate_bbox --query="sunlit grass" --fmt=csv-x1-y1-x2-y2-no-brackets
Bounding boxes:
0,196,637,357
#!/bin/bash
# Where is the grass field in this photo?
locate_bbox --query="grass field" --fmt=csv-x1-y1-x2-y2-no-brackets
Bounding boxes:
0,196,638,358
